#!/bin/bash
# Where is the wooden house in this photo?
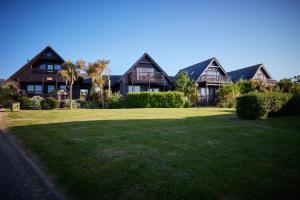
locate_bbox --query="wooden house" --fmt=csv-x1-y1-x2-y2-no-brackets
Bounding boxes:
6,46,90,99
228,64,277,87
177,57,231,104
115,53,173,95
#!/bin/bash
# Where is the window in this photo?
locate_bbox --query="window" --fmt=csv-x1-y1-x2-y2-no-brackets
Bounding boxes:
39,64,46,70
47,64,54,72
128,86,141,92
200,88,207,96
59,85,66,90
47,85,55,93
27,85,34,93
136,67,154,80
54,64,61,70
35,85,43,94
148,88,159,92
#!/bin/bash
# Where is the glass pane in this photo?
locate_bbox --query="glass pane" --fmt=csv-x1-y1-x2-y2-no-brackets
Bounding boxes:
47,65,54,72
35,85,42,94
54,64,61,70
40,64,46,70
48,85,55,93
27,85,34,92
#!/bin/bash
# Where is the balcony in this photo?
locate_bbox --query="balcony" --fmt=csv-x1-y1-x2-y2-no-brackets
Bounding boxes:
198,75,231,84
253,79,277,86
264,79,277,86
128,71,166,83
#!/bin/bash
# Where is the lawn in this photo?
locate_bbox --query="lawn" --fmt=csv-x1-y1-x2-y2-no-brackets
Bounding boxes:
1,108,300,200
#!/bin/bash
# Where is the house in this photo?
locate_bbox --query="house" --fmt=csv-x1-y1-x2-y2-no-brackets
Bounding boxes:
5,46,89,99
228,64,277,87
177,57,231,104
115,53,173,95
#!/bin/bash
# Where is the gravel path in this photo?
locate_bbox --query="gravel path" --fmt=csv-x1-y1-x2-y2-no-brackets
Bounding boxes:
0,132,64,200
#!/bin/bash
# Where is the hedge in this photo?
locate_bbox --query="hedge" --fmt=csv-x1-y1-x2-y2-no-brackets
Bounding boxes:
236,92,297,119
127,92,184,108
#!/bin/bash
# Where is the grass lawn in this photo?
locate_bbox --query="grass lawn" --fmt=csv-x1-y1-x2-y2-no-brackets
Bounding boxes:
1,108,300,200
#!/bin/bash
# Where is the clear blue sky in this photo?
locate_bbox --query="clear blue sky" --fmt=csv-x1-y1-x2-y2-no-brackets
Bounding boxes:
1,0,299,80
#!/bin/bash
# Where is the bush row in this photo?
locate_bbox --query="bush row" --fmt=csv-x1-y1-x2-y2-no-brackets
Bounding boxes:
127,92,185,108
236,92,299,119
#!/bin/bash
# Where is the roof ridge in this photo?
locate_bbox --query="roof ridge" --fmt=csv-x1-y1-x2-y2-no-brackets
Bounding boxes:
228,63,262,73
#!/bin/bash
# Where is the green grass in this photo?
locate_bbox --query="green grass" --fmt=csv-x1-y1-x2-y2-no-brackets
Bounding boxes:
2,108,300,200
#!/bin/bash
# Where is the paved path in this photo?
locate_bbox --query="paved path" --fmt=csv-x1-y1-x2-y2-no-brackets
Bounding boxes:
0,132,64,200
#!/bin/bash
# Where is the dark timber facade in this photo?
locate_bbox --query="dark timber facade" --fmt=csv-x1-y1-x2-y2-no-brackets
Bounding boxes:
6,46,277,105
117,53,173,95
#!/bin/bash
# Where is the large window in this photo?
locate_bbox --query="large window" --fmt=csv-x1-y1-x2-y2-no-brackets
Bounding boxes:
59,85,66,90
136,67,154,80
47,64,54,72
54,64,61,70
39,64,46,70
128,86,141,92
35,85,43,94
47,85,55,93
27,85,34,93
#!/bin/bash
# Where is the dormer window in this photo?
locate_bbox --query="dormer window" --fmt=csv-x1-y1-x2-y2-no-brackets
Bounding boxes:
47,64,54,72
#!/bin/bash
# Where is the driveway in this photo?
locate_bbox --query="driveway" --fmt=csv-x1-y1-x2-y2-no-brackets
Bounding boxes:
0,131,64,200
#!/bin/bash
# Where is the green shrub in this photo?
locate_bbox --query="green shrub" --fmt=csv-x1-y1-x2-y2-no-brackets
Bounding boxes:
108,92,123,108
30,96,43,109
41,97,59,110
236,92,293,119
217,84,241,108
60,99,80,109
0,87,16,107
127,92,184,108
284,94,300,115
19,96,32,109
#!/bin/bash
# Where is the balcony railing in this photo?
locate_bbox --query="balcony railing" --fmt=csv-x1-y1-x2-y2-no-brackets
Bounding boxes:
199,75,231,83
264,79,277,86
128,71,166,82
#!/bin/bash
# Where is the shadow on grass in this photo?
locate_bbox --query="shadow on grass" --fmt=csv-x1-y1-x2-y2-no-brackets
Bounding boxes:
7,113,300,200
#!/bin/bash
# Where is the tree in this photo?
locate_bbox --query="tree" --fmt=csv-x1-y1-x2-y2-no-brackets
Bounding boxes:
58,60,85,109
292,75,300,83
175,72,198,106
87,59,110,108
175,72,191,94
277,79,293,93
237,80,255,94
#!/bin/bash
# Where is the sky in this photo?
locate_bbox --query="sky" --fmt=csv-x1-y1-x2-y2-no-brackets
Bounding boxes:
0,0,300,80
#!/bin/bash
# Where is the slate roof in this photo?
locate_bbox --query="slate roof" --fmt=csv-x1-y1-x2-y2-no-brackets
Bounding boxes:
82,75,121,86
177,58,215,81
228,64,262,82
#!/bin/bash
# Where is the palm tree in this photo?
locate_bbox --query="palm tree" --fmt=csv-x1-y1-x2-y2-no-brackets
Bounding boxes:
87,59,110,108
58,60,85,109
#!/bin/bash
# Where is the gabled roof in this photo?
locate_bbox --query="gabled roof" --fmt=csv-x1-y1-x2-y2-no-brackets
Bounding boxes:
123,53,172,82
8,45,65,81
177,57,229,82
228,64,272,82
